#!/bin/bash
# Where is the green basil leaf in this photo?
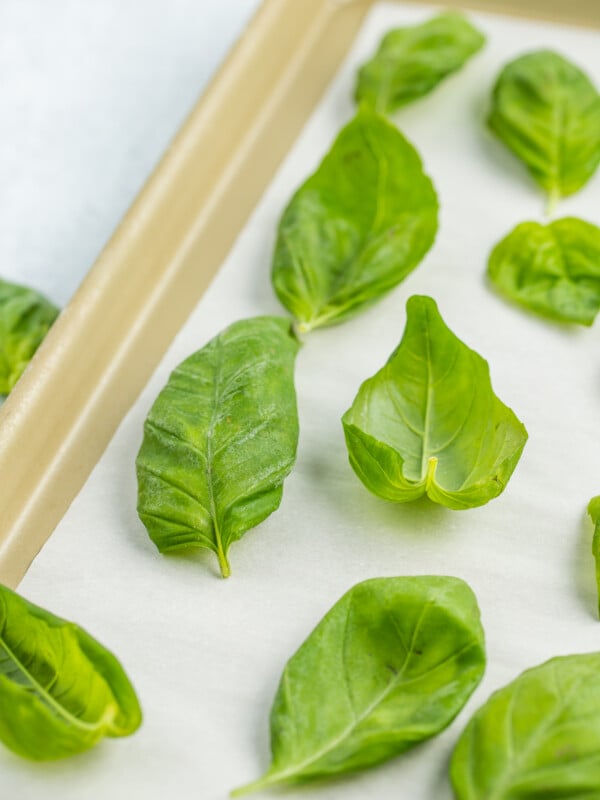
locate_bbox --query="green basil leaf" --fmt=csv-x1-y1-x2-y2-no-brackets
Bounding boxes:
489,50,600,203
0,583,141,760
342,295,527,510
451,652,600,798
488,217,600,326
588,497,600,619
0,278,59,395
233,575,485,795
272,108,438,332
355,12,485,114
136,316,299,578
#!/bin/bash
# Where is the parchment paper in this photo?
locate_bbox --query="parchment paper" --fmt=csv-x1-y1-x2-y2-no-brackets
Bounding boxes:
9,4,600,798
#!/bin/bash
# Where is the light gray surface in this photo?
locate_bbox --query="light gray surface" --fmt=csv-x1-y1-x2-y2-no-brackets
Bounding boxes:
9,3,600,799
0,0,261,306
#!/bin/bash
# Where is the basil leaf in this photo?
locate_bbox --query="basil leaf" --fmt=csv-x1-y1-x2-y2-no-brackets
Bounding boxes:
0,583,141,760
589,497,600,618
451,652,600,798
0,278,59,395
272,108,438,332
356,12,485,114
488,217,600,326
489,50,600,204
136,316,299,578
233,575,485,795
342,295,527,510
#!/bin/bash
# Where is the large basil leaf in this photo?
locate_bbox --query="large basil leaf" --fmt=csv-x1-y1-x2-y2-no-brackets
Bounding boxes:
488,217,600,326
342,295,527,510
356,12,485,114
0,583,141,760
451,652,600,798
0,278,59,395
272,108,438,332
136,316,299,578
233,575,485,795
489,50,600,203
589,497,600,618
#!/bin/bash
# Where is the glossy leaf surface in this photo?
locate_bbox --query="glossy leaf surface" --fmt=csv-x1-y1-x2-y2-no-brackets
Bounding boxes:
0,583,141,760
489,50,600,202
136,317,299,578
589,497,600,618
343,295,527,510
272,108,438,332
356,12,485,114
488,217,600,326
233,575,485,795
451,652,600,799
0,278,59,395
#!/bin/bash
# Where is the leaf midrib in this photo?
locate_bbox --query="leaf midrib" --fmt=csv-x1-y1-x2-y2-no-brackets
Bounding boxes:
325,123,389,307
420,316,434,479
485,668,589,800
0,633,104,733
263,602,477,786
205,336,228,570
264,604,429,785
300,119,396,332
548,73,568,199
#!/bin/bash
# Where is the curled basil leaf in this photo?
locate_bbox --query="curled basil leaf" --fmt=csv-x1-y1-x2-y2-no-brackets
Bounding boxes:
589,497,600,618
272,108,438,332
489,50,600,204
0,278,59,395
488,217,600,326
233,575,485,795
342,295,527,510
0,583,141,760
136,316,299,578
356,12,485,114
451,652,600,798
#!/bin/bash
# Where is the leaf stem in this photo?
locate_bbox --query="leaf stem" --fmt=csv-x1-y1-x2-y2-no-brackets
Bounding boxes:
291,320,309,341
425,456,438,491
295,306,344,334
216,542,231,579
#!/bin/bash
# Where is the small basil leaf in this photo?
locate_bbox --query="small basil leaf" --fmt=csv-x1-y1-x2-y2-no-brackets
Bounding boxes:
272,108,438,332
451,652,600,798
355,12,485,114
489,50,600,203
342,295,527,510
0,583,141,760
488,217,600,326
136,316,299,578
233,575,485,795
588,497,600,618
0,278,59,395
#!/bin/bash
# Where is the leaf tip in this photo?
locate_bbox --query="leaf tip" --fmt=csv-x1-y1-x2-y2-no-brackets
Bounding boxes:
406,293,438,315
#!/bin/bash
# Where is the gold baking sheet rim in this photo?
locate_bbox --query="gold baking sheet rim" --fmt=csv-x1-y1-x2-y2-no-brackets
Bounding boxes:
0,0,598,589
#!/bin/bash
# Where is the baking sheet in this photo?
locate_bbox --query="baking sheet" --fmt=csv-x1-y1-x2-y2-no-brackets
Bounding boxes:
9,3,600,798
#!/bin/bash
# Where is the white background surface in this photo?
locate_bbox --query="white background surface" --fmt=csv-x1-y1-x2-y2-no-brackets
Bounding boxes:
8,3,600,798
0,0,261,306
